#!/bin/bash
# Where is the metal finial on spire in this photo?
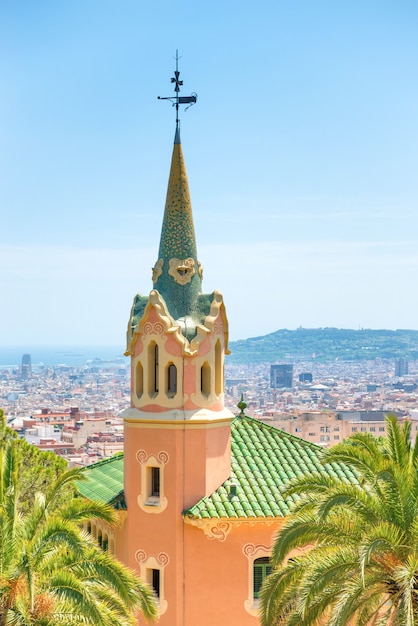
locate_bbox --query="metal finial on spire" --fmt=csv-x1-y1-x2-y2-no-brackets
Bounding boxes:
158,50,197,129
237,394,247,418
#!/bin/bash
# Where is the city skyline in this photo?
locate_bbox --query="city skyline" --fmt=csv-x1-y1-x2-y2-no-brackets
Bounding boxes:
1,1,418,348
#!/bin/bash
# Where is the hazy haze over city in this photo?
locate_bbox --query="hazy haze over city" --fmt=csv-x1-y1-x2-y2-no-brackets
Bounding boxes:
1,1,418,349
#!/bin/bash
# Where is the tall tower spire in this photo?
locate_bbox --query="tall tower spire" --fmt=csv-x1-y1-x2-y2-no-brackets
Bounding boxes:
123,58,232,622
154,52,201,330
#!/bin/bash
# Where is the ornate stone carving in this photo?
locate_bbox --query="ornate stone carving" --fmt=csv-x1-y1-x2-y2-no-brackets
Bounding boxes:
168,257,196,285
158,451,169,464
135,550,170,567
213,321,224,335
152,258,164,283
243,543,271,557
136,449,147,464
134,550,169,615
135,549,147,564
143,321,164,336
158,552,169,566
207,522,232,541
184,518,232,541
136,450,169,514
136,449,169,465
185,515,277,538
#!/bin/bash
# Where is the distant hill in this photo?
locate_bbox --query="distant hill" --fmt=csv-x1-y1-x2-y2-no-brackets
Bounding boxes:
228,328,418,364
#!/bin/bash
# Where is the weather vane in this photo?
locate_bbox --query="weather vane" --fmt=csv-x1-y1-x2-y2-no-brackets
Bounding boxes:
158,50,197,129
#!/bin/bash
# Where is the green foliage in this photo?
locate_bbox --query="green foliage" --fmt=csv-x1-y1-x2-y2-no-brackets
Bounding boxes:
260,415,418,625
0,411,72,515
228,327,418,363
0,409,158,625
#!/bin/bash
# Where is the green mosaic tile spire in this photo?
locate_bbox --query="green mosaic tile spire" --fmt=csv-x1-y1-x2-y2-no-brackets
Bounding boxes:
153,128,202,322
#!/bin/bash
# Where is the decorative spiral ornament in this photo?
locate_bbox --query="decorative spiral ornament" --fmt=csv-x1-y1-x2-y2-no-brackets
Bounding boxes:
158,451,169,464
243,543,270,556
243,543,256,556
209,522,231,542
136,449,147,463
158,552,169,566
135,550,147,564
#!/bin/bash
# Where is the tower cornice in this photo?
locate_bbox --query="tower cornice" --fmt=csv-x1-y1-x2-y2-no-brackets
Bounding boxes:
126,289,230,358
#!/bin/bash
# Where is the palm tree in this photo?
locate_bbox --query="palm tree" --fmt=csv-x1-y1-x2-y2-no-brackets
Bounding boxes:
0,414,157,625
260,415,418,626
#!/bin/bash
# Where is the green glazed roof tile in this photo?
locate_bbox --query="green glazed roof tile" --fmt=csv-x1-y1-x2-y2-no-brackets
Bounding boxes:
184,415,358,521
80,416,358,523
77,455,125,507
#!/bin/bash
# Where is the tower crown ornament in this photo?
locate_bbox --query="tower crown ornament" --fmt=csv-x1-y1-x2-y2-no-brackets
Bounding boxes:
124,52,231,425
151,51,203,326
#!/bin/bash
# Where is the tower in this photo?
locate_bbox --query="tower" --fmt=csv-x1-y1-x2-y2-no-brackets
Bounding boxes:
395,357,408,377
21,354,31,380
270,363,293,389
121,57,233,623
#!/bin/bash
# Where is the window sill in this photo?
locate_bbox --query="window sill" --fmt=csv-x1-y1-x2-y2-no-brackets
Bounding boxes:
244,598,260,616
144,497,161,507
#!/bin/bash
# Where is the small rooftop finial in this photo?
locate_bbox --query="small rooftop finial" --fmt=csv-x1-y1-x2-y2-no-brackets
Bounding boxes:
237,394,247,418
158,50,197,135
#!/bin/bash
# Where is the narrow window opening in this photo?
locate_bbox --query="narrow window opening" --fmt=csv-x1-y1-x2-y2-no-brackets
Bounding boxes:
148,342,159,395
136,361,144,397
254,557,272,599
154,344,159,393
201,361,211,397
152,569,160,597
167,363,177,396
215,340,222,396
151,467,160,497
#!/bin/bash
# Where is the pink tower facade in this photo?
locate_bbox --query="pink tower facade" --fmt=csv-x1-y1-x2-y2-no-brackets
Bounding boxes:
80,119,335,625
120,126,241,623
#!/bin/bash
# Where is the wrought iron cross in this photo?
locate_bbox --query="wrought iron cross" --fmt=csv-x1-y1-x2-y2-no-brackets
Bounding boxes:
158,50,197,128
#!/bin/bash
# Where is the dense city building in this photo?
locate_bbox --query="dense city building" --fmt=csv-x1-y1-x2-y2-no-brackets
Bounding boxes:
395,357,409,377
270,363,293,388
21,353,31,380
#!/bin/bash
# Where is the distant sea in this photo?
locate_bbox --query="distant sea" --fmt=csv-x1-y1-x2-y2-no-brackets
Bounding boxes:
0,346,128,368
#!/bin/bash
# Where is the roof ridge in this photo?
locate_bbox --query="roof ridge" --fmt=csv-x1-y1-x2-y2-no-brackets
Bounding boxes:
232,414,323,451
80,453,124,472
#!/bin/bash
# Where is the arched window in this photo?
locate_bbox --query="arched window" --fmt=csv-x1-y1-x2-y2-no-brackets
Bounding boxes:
201,361,211,398
166,363,177,396
253,557,272,599
215,340,222,396
136,361,144,397
148,342,159,395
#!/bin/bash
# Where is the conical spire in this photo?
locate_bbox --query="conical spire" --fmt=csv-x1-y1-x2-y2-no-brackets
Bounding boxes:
152,128,202,323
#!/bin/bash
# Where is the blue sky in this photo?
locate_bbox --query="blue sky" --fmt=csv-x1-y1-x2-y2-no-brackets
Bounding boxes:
1,1,418,349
